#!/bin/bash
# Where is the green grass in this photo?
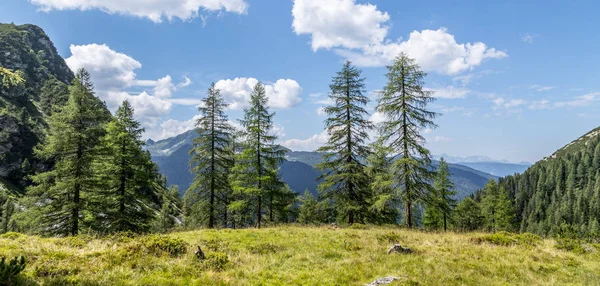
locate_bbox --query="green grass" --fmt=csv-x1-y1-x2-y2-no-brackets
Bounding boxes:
1,226,599,285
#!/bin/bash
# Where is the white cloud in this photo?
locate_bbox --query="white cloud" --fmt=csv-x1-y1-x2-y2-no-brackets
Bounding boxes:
178,76,192,88
292,0,389,51
281,130,329,151
316,107,327,116
528,100,551,110
66,44,141,90
214,77,302,110
529,84,555,92
521,33,539,44
492,97,526,109
369,111,387,125
292,1,507,75
429,136,453,143
423,128,433,134
65,44,199,134
431,86,470,99
555,92,600,108
31,0,248,23
440,106,465,113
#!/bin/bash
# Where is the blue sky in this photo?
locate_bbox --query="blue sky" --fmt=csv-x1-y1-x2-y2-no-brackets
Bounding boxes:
2,0,599,163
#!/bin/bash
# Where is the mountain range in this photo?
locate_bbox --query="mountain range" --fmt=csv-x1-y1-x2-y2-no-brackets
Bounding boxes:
145,130,515,200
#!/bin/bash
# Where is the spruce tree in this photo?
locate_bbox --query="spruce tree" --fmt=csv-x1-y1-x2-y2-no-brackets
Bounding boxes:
185,83,234,228
28,68,109,236
95,100,160,233
230,82,285,228
317,61,373,225
424,158,457,231
377,53,439,228
0,198,15,234
481,179,514,232
298,190,319,224
452,197,483,231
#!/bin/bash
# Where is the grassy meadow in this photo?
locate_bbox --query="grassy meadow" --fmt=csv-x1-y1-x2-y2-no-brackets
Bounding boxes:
1,225,599,285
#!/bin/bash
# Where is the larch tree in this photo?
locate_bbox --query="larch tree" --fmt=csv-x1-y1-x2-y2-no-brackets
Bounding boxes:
28,68,109,236
424,158,457,231
96,100,160,233
365,142,399,224
317,61,373,225
230,82,285,228
185,83,234,228
377,53,439,228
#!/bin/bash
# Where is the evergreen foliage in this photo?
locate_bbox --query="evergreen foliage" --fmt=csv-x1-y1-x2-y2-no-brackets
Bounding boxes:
424,158,457,231
452,197,483,231
185,83,234,228
365,142,399,224
229,82,287,228
480,179,515,232
27,69,109,236
377,53,439,228
95,100,160,233
316,61,374,225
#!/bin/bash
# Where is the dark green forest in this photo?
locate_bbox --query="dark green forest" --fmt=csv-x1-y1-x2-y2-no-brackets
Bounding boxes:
1,23,600,240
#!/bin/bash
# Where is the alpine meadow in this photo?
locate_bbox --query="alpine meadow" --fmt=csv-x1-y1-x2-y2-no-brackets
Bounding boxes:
2,0,600,285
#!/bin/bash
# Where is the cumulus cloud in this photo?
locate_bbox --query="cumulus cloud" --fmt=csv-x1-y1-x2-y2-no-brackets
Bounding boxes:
65,44,199,136
214,77,302,110
178,76,192,88
31,0,248,22
292,0,389,51
281,130,329,151
316,107,327,116
292,0,506,75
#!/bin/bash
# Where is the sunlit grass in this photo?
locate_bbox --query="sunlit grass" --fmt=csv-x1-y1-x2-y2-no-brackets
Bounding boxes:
1,226,599,285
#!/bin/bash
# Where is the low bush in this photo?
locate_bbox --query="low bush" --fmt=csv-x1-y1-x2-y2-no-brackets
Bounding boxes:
348,223,368,230
247,242,284,255
142,235,189,257
0,232,25,240
204,252,229,271
0,256,26,285
555,238,587,254
377,231,402,243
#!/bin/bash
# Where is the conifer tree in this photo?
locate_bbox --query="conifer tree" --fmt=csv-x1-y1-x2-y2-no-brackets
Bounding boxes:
95,100,160,233
424,158,457,231
185,83,234,228
452,197,483,231
377,53,439,228
317,61,373,225
481,179,514,232
365,142,398,224
298,190,319,224
28,68,109,236
230,82,285,228
0,198,15,234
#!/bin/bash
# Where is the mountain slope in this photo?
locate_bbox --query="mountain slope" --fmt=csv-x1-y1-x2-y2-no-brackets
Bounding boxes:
0,23,74,190
456,162,530,177
498,126,600,237
147,130,496,199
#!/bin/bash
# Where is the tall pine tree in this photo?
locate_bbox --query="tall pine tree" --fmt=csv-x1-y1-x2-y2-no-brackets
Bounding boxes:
377,53,439,228
230,82,285,228
185,83,234,228
317,61,373,225
96,100,160,233
28,69,109,236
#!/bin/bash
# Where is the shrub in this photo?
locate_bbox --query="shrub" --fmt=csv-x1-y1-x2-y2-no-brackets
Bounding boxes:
201,237,229,252
0,256,26,285
0,232,24,240
514,233,542,246
471,232,516,246
204,252,229,271
142,235,189,257
348,223,368,230
247,243,284,255
555,238,587,254
343,240,362,251
377,232,402,243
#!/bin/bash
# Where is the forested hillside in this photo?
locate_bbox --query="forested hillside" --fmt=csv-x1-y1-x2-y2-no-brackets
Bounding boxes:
495,127,600,238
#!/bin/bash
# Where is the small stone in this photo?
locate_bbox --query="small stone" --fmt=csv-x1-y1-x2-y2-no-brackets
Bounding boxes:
365,276,401,286
387,244,412,254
